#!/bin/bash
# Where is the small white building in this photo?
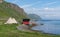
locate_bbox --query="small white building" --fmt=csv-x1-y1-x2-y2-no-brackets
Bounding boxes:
4,17,18,24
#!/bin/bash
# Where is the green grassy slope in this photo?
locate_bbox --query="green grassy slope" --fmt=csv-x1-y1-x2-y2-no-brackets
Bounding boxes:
0,24,59,37
0,1,27,23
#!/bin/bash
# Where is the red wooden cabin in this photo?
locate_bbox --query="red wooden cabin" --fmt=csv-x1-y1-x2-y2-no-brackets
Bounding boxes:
22,19,30,25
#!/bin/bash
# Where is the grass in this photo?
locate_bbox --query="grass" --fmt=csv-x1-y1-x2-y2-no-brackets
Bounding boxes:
0,1,28,23
0,24,60,37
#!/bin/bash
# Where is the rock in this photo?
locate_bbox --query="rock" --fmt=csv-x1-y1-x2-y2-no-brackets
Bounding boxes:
17,25,30,31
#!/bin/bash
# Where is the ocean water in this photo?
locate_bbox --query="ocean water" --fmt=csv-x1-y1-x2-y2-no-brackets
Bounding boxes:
32,20,60,34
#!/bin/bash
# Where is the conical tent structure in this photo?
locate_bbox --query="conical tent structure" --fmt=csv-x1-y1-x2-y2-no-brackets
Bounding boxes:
4,17,18,24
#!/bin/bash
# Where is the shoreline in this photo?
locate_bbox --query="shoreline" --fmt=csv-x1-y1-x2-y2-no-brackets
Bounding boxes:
30,29,58,35
30,25,58,35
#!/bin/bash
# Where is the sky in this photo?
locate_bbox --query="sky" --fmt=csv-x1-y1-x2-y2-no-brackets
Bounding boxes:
5,0,60,20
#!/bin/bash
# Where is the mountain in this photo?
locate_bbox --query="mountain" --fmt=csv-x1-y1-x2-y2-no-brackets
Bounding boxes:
0,1,28,23
28,14,41,21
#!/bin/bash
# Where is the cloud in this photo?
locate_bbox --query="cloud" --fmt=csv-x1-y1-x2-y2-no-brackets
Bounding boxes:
11,0,19,3
25,7,60,12
43,7,60,12
24,7,60,17
46,2,57,5
24,7,60,20
22,1,57,11
41,2,57,7
21,1,41,8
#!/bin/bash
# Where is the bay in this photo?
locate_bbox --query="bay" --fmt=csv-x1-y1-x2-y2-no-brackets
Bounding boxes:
32,20,60,34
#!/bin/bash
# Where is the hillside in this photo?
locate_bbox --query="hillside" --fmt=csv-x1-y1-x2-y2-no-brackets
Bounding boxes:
0,1,28,23
28,14,41,21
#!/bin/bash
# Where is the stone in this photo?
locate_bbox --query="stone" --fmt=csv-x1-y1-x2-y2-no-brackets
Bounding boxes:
17,25,30,31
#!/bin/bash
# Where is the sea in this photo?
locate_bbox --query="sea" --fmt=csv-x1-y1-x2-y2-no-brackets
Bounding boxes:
32,20,60,35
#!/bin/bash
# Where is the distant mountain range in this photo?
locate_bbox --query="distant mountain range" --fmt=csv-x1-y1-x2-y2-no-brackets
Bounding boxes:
28,14,41,21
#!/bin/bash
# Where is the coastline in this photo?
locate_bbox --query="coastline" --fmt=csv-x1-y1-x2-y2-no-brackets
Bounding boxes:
0,24,59,37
